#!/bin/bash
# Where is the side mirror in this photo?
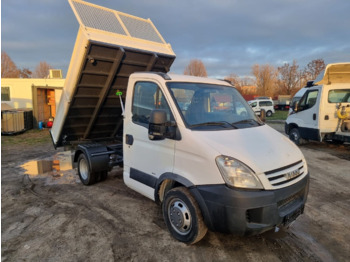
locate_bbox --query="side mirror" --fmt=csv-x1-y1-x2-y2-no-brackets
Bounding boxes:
294,101,299,112
260,109,266,122
149,110,167,140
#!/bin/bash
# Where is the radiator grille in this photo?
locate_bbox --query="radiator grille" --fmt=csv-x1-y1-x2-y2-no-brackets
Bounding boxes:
265,160,305,187
277,189,304,211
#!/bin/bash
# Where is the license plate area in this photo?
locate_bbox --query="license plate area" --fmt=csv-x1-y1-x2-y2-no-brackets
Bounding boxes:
283,205,304,226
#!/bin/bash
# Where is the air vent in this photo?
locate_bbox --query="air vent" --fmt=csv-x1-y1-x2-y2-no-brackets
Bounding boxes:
49,69,63,79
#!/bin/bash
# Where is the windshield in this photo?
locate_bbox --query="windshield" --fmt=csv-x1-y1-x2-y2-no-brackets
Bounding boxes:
167,82,262,130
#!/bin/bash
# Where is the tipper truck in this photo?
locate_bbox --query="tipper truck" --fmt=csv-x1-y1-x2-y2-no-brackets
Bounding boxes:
51,0,310,244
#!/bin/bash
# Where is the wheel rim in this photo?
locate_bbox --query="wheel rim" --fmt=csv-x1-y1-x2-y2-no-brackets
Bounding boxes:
168,198,192,235
291,131,298,141
79,158,89,180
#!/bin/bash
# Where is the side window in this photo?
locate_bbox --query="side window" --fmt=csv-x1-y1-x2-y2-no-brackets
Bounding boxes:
260,101,270,107
328,89,350,103
250,102,257,107
1,87,10,101
298,90,319,111
132,81,173,126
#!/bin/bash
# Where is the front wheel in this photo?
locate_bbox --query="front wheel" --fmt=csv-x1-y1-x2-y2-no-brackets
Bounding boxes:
289,128,303,145
162,187,207,244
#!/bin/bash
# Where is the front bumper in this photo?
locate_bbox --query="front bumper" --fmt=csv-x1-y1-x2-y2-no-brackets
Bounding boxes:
190,173,309,235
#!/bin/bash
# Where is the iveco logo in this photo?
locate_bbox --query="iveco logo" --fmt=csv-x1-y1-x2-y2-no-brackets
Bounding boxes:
284,169,300,180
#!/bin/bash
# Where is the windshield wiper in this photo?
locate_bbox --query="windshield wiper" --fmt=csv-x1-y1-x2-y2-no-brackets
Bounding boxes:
190,121,237,128
232,119,263,126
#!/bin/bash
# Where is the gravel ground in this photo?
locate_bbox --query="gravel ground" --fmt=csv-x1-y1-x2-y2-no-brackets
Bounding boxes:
1,126,350,261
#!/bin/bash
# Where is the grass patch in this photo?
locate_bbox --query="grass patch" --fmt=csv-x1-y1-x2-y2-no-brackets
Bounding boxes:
1,129,51,147
267,110,289,120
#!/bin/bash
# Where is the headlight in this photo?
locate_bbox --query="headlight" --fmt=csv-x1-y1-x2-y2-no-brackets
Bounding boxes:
215,155,263,189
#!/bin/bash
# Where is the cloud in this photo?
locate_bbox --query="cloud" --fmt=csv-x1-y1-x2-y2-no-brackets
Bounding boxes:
2,0,350,78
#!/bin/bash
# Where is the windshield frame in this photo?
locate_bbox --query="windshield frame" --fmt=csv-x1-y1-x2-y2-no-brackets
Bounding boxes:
166,81,262,131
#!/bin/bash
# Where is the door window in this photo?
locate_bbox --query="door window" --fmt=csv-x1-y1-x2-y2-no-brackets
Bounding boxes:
298,90,319,111
260,101,272,107
132,81,173,126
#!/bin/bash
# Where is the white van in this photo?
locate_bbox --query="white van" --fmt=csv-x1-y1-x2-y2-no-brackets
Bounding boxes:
248,99,275,117
285,63,350,144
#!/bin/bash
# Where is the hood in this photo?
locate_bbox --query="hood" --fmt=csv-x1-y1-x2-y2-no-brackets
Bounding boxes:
195,125,303,174
314,63,350,85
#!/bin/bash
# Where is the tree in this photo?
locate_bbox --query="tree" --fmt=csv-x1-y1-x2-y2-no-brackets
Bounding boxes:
278,60,300,95
303,59,326,80
1,51,20,78
251,64,278,97
19,68,33,78
33,61,52,78
1,51,33,78
184,59,208,77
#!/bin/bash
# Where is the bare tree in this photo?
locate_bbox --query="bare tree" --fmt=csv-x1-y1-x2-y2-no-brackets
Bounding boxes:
278,60,300,95
1,51,20,78
33,61,52,78
251,64,278,97
19,68,32,78
303,58,326,80
184,59,208,77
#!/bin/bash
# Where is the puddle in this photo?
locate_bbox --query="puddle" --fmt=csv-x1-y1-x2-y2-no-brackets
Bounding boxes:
21,151,79,185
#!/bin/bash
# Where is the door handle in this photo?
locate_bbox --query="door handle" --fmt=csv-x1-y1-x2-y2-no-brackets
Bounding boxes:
313,113,316,120
126,134,134,145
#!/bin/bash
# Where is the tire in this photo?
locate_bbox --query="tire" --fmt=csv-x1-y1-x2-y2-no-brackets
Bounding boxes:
289,128,302,145
77,154,96,185
162,187,207,244
266,110,272,117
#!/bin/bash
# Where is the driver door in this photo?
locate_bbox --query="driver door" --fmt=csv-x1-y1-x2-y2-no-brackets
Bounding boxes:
123,81,175,200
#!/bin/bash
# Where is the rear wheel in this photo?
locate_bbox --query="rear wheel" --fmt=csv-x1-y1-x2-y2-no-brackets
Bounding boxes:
77,154,96,185
162,187,207,244
266,110,273,117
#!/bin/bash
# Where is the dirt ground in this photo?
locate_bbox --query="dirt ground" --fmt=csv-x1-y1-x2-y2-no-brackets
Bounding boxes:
1,124,350,262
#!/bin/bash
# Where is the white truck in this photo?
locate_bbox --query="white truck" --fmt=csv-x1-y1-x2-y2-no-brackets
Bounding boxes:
51,0,309,244
286,63,350,145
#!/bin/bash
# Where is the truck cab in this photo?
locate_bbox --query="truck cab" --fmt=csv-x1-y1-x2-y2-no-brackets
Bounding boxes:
121,72,309,243
286,63,350,144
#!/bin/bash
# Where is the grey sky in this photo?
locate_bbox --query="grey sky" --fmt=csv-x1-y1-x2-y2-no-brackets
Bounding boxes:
2,0,350,79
